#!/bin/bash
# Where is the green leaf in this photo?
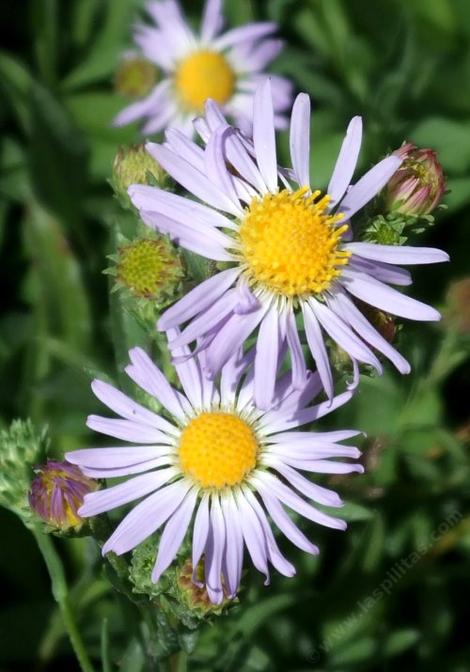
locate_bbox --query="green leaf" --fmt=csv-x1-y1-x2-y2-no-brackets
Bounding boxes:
30,0,58,85
63,0,140,90
22,201,92,353
0,52,34,131
410,117,470,174
28,83,88,227
340,502,375,522
330,636,376,665
383,628,420,656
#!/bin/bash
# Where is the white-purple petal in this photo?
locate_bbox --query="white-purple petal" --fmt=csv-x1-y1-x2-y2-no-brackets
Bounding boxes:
345,242,449,265
158,267,241,331
289,93,311,186
301,302,333,399
102,479,191,556
327,116,362,207
253,78,278,192
340,268,441,321
152,487,198,582
339,155,402,220
79,469,177,517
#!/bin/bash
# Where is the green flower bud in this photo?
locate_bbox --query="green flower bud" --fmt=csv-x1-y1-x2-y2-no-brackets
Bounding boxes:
112,144,168,206
106,232,185,324
115,57,158,99
129,541,233,629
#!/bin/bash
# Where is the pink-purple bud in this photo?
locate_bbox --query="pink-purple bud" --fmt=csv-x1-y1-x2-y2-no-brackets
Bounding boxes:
386,142,446,216
29,460,97,530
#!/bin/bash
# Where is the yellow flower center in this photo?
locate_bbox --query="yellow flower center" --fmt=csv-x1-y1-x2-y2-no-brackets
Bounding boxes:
174,50,235,112
179,412,257,489
238,187,351,298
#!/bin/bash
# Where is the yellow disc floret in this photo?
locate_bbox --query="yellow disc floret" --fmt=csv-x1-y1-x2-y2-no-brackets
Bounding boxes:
179,412,258,489
239,187,351,298
175,50,235,112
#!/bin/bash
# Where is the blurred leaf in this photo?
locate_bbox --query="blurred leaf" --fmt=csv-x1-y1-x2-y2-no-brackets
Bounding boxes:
31,0,58,85
410,117,470,174
28,83,88,227
445,176,470,213
0,52,33,131
330,636,376,666
63,0,140,90
0,138,28,202
340,502,374,522
383,628,420,656
71,0,102,48
361,513,386,573
22,201,92,352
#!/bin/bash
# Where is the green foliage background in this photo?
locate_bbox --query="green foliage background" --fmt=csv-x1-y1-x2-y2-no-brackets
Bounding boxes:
0,0,469,670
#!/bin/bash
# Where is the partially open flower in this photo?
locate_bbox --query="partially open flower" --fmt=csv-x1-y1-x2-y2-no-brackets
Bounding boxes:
115,56,158,99
29,460,97,530
386,142,446,216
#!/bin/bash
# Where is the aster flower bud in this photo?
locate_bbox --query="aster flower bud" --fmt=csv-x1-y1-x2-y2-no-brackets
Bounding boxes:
385,142,446,217
106,233,184,324
115,56,158,99
29,460,97,531
174,560,232,623
0,419,48,528
130,540,230,628
112,145,168,206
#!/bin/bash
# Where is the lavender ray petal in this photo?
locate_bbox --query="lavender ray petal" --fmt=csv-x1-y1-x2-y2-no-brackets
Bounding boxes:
158,268,240,331
152,487,198,582
289,93,311,186
327,116,363,207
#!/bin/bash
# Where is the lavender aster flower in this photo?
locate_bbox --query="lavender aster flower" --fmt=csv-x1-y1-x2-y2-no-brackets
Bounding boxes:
29,460,97,530
129,81,449,408
113,0,292,136
67,335,362,604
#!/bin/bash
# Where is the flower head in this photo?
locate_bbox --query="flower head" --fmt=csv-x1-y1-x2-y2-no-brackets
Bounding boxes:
129,81,449,408
114,236,184,302
113,0,292,136
112,144,167,202
115,55,158,99
29,460,97,530
67,337,361,603
386,142,446,216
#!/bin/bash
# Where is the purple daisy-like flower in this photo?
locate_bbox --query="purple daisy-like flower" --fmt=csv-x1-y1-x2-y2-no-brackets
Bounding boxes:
129,81,449,409
113,0,292,136
67,333,361,604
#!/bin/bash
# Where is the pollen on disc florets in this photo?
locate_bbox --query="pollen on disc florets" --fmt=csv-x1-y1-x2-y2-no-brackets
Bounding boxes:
179,412,258,489
238,187,351,299
174,50,235,112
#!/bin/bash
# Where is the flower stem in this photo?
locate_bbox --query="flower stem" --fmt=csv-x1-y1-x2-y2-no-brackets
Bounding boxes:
33,527,95,672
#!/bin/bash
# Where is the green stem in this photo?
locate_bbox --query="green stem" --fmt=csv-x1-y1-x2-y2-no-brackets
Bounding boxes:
33,528,95,672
